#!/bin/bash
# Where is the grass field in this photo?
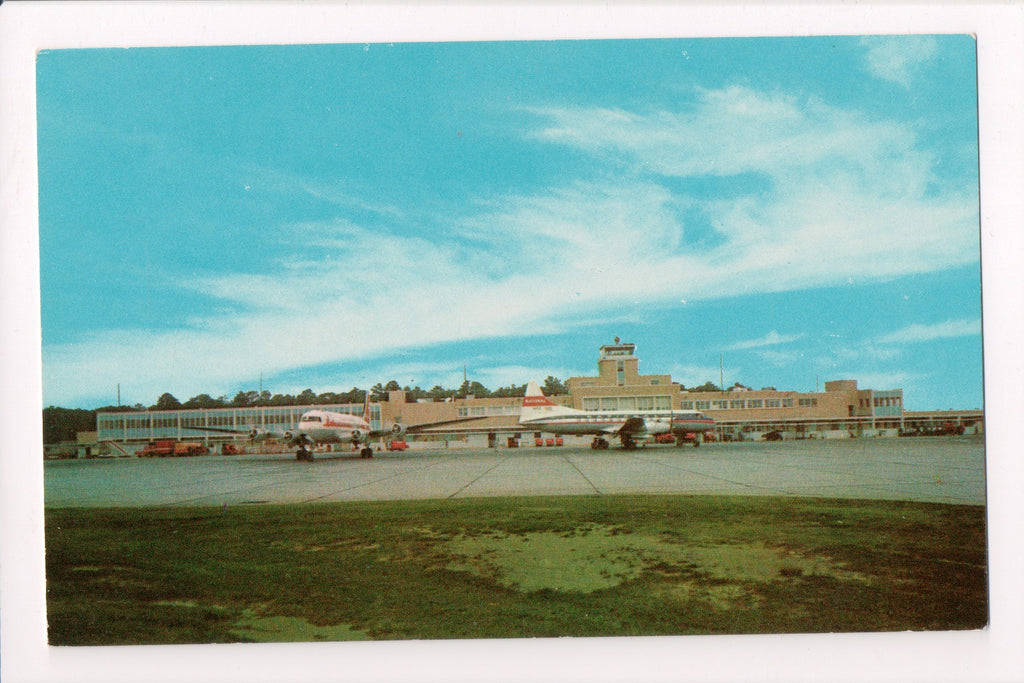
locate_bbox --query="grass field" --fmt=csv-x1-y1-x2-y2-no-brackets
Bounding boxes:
45,494,988,645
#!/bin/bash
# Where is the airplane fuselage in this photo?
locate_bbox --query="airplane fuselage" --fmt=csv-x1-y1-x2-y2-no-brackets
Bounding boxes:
518,380,716,448
518,409,715,436
294,410,372,445
187,393,403,461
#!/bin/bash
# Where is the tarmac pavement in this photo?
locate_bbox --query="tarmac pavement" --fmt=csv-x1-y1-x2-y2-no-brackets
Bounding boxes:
43,436,986,508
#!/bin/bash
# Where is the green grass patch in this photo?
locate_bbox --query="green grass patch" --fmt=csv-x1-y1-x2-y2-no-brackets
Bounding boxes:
45,495,988,645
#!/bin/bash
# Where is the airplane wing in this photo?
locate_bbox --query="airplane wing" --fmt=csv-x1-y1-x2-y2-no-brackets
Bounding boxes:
182,425,287,440
406,417,496,431
372,416,499,439
614,417,647,435
183,425,244,434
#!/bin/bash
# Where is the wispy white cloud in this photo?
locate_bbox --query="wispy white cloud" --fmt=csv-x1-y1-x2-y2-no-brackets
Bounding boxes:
832,344,902,363
837,371,922,392
527,88,977,296
666,363,724,388
860,36,939,88
529,87,933,188
43,84,979,406
726,330,804,351
756,349,804,367
876,318,981,345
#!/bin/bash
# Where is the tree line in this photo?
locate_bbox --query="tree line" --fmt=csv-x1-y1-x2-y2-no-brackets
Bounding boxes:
148,376,568,411
41,376,570,444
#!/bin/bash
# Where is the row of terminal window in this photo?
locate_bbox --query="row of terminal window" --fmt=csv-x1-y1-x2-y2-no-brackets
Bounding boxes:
457,405,523,418
860,397,902,407
98,406,380,431
682,398,813,410
582,397,673,411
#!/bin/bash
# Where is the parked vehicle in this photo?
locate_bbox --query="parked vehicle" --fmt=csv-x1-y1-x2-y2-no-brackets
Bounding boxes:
173,442,209,456
899,422,966,437
137,440,209,457
137,440,176,457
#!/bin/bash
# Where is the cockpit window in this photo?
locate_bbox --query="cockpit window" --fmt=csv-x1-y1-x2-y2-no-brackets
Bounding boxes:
301,415,321,423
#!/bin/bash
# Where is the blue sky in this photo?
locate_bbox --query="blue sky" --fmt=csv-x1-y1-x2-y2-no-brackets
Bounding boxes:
36,36,982,410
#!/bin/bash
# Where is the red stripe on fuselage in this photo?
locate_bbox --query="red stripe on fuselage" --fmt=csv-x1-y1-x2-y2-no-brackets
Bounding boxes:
534,419,716,425
322,420,368,429
521,417,716,427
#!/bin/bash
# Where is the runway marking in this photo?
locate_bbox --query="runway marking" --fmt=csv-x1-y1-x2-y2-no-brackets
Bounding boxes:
300,454,467,503
446,456,509,499
680,450,985,492
45,439,987,508
620,451,799,496
561,454,602,495
161,454,460,507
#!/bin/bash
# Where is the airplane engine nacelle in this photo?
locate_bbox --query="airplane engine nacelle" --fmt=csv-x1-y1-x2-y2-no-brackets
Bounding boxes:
349,430,362,442
249,428,272,442
390,423,407,437
282,430,295,444
646,421,672,435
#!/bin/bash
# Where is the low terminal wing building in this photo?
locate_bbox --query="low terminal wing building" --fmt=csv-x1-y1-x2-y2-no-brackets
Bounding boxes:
94,341,983,452
564,342,979,441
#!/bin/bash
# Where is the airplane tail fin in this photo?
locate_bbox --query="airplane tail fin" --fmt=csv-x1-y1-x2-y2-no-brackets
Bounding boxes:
363,390,372,425
519,380,559,424
523,380,556,407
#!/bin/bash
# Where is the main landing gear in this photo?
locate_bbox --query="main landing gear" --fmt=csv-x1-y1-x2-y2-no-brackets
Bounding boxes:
590,437,610,450
358,446,374,459
675,434,702,448
296,446,314,462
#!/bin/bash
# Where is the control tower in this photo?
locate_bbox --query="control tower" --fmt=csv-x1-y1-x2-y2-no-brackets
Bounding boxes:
597,340,639,386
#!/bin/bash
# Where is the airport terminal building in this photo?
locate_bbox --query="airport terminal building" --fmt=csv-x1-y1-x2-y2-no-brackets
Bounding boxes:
94,341,983,452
